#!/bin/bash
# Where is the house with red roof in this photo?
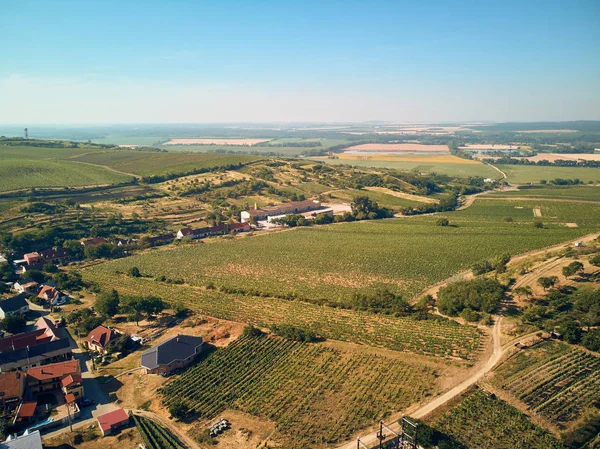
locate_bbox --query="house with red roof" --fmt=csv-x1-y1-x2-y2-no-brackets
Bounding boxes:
61,373,84,399
26,359,81,396
0,371,25,412
37,285,68,305
229,222,251,233
85,325,121,354
97,408,130,436
81,237,108,247
14,401,37,424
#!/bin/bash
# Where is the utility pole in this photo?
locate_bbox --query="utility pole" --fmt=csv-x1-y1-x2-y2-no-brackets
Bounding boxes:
66,400,73,432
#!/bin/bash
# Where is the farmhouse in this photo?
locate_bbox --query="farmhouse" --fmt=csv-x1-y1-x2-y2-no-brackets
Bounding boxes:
85,325,121,354
241,200,323,222
0,294,29,320
81,237,108,247
97,407,129,436
140,334,203,375
0,338,72,372
0,371,25,412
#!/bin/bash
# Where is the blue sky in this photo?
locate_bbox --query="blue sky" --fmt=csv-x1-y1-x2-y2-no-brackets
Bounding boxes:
1,0,599,123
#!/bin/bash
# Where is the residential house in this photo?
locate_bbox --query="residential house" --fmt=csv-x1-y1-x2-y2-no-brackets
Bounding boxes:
241,200,322,222
141,334,203,375
229,222,251,233
0,294,29,320
85,325,121,354
13,401,37,425
147,233,174,246
22,253,41,266
97,408,130,436
116,238,137,247
39,247,69,264
81,237,108,247
26,359,80,396
0,338,72,372
13,282,38,294
0,372,25,412
0,429,43,449
208,224,226,236
61,374,84,399
37,286,67,306
176,227,210,240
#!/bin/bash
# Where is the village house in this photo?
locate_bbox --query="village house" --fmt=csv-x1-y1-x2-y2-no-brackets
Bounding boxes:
0,371,25,412
240,199,323,222
0,322,58,354
97,408,130,436
85,325,121,354
146,233,175,246
37,285,68,306
230,222,251,233
26,359,82,398
81,237,108,247
141,334,204,375
0,294,29,320
13,281,38,294
176,227,211,240
0,429,43,449
39,248,69,264
0,338,72,372
23,253,41,266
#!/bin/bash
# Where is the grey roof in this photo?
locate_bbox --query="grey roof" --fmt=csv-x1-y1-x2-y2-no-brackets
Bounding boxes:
0,294,28,313
0,338,71,366
1,430,43,449
141,334,203,370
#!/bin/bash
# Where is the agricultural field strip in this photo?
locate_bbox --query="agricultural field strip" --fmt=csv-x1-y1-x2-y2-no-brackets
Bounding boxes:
160,335,438,448
80,271,483,359
433,389,566,449
490,342,600,425
133,414,185,449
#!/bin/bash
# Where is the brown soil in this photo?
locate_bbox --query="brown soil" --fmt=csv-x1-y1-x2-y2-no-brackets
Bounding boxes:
44,425,143,449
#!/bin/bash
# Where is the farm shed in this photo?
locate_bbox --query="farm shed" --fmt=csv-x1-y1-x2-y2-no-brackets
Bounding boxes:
97,407,130,436
141,334,203,375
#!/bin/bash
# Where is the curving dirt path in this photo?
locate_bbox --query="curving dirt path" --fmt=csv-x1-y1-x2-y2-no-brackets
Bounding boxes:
487,163,507,179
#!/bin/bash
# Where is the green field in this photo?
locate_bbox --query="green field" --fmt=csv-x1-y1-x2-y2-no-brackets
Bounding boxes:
133,415,184,449
489,341,600,428
432,389,565,449
0,155,133,192
495,164,600,184
314,157,501,178
160,334,438,448
69,150,261,177
83,200,597,304
487,185,600,201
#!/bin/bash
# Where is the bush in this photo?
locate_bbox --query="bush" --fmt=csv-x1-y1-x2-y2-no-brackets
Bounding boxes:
127,266,141,277
437,218,450,227
270,324,317,342
242,325,264,338
460,308,480,322
534,221,544,228
169,399,189,420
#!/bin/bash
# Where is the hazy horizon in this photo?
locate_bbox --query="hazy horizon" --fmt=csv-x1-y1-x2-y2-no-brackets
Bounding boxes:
2,0,599,124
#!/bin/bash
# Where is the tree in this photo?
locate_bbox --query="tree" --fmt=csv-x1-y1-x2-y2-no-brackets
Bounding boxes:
0,314,26,334
582,329,600,352
127,266,141,278
538,276,558,291
560,321,582,344
172,301,189,319
140,296,165,319
437,278,504,316
22,269,45,283
534,221,544,228
43,263,58,273
562,261,584,279
513,285,532,300
436,218,450,227
590,254,600,268
242,325,264,338
121,297,143,325
417,294,436,312
95,290,120,317
169,399,189,420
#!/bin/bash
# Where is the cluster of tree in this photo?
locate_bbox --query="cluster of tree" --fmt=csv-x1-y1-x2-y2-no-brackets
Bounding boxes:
255,140,322,147
472,253,511,275
194,180,269,201
483,156,600,168
20,202,65,214
521,286,600,353
21,268,86,291
401,193,459,216
140,162,250,183
269,324,317,342
541,178,585,186
266,186,306,202
95,290,166,325
242,325,264,338
437,278,505,317
350,195,393,220
405,417,466,449
351,289,411,315
0,314,27,334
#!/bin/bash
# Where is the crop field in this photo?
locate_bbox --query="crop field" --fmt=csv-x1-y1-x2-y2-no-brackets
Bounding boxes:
69,150,261,177
133,415,185,449
487,185,600,201
343,143,449,152
163,138,269,145
489,341,600,428
313,155,501,178
0,158,133,192
494,164,600,184
160,334,438,448
78,272,482,358
329,188,427,209
432,389,565,449
83,203,595,304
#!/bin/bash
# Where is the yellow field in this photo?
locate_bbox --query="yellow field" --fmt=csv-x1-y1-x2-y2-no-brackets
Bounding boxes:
332,153,481,164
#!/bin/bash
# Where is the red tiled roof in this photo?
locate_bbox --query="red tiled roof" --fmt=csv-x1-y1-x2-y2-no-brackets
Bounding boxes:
26,359,79,382
17,401,37,419
0,371,24,399
61,374,82,388
38,286,60,301
97,408,129,432
86,325,120,349
230,222,250,230
65,393,76,404
0,329,50,352
81,237,107,247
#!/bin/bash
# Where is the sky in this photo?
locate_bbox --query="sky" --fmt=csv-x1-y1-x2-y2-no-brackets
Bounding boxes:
1,0,599,124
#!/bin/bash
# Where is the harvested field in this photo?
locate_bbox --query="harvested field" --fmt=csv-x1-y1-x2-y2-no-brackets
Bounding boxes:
517,153,600,162
163,138,269,145
343,143,449,153
460,144,523,150
335,153,479,164
520,129,578,133
533,208,542,217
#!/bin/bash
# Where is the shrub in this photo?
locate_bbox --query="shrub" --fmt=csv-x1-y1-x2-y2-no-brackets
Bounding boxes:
242,325,264,338
437,218,450,227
